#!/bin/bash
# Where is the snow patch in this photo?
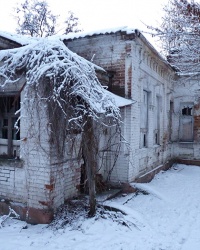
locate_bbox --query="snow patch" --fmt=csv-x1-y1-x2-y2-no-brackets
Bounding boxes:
1,165,200,249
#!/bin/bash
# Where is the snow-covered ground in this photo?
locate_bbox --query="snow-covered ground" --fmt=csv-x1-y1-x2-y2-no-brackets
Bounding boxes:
1,164,200,250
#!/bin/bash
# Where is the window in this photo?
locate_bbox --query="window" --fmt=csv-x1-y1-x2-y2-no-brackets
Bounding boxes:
0,95,20,158
154,96,161,145
182,106,192,116
169,101,174,141
179,103,193,142
140,90,149,147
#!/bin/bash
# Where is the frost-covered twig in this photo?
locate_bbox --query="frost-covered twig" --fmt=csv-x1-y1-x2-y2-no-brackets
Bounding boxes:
0,38,121,128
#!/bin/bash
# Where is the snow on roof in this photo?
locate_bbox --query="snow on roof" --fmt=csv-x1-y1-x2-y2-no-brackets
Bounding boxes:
0,26,137,47
94,89,133,113
0,38,123,119
0,30,39,46
51,26,137,41
0,30,132,110
0,30,105,75
177,71,200,77
107,90,134,108
0,31,103,71
93,94,133,115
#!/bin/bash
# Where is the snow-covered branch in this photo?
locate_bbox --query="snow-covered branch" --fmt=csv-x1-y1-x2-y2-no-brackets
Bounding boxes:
0,38,120,124
149,0,200,74
0,207,19,228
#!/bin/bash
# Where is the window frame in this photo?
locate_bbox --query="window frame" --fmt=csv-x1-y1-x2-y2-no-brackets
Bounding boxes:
0,94,20,158
140,90,149,148
179,102,194,142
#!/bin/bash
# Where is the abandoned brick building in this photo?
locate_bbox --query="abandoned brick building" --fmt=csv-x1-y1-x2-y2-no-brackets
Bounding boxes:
0,27,200,223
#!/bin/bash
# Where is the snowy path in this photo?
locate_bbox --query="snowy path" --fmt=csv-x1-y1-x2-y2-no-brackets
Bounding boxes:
1,164,200,250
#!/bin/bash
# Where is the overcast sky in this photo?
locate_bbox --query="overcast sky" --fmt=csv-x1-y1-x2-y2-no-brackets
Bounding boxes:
0,0,169,46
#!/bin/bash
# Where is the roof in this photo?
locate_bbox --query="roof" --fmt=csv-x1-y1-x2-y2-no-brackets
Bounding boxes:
51,26,137,41
55,26,175,72
0,26,136,46
108,90,134,108
0,30,40,46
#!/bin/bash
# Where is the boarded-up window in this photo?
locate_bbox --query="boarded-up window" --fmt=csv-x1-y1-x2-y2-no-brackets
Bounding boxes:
179,103,193,142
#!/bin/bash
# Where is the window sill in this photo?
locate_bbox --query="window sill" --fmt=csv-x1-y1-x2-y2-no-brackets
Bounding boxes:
0,138,20,146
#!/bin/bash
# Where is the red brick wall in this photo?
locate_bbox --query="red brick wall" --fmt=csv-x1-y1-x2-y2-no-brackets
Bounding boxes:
64,32,134,98
194,101,200,142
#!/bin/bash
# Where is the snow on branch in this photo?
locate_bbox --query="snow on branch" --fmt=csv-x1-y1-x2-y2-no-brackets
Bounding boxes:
0,38,120,122
0,207,19,228
148,0,200,74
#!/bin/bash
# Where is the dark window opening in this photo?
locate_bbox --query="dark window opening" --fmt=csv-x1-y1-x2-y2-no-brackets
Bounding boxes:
3,119,8,126
0,95,20,158
2,127,8,139
155,132,158,144
107,71,115,92
182,107,192,116
143,134,146,147
0,96,20,113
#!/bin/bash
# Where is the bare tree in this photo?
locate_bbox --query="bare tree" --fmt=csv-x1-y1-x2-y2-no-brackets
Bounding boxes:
15,0,57,37
64,11,82,34
15,0,82,37
149,0,200,74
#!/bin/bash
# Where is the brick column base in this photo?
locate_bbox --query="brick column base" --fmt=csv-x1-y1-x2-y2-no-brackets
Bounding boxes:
0,201,54,224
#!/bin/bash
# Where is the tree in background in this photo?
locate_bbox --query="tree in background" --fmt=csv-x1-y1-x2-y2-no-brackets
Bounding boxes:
15,0,81,37
15,0,57,37
150,0,200,74
64,11,82,34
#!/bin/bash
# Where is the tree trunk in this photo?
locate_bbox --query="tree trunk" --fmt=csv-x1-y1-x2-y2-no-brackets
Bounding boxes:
82,116,97,217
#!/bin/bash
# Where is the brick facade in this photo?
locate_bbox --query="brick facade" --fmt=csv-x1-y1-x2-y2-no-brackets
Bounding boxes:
65,30,175,183
1,28,200,223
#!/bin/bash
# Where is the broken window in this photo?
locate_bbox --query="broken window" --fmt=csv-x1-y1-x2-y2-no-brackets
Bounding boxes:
182,106,192,116
0,95,20,158
179,103,193,142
